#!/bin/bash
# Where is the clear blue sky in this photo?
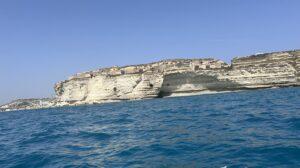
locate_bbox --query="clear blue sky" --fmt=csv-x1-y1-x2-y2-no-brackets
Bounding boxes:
0,0,299,104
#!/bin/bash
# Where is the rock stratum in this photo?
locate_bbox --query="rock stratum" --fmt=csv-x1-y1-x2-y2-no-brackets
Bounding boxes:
1,49,300,112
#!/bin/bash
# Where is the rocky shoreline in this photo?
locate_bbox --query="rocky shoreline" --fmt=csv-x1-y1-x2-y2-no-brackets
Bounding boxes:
1,49,299,112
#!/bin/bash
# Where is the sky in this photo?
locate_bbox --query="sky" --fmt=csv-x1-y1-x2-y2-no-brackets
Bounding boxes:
0,0,300,104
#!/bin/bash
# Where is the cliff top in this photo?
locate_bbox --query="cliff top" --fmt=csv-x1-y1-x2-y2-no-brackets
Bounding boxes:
232,49,300,62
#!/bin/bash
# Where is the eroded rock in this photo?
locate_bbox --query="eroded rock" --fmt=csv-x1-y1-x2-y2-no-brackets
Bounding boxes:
1,49,299,112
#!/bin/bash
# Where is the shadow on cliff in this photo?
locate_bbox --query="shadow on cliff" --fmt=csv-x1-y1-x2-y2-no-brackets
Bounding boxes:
156,72,246,98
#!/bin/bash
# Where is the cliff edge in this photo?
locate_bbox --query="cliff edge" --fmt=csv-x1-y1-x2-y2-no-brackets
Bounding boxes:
1,49,299,112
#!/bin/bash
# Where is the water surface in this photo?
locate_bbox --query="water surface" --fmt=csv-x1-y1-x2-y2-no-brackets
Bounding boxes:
0,87,299,167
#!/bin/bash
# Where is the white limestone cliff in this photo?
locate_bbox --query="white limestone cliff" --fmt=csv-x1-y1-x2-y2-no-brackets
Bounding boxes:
1,49,299,112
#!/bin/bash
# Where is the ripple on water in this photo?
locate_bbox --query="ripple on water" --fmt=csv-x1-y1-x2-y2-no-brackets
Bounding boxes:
79,131,114,141
285,117,300,130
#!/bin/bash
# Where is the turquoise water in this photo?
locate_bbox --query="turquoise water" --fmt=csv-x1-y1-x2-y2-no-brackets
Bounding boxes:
0,87,299,168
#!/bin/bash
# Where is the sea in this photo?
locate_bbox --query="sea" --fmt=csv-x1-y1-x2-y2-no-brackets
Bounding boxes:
0,87,299,168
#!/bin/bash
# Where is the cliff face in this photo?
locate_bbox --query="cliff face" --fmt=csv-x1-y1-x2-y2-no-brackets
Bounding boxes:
293,50,300,81
1,49,299,111
53,59,229,105
54,50,300,106
55,72,164,104
229,51,299,88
